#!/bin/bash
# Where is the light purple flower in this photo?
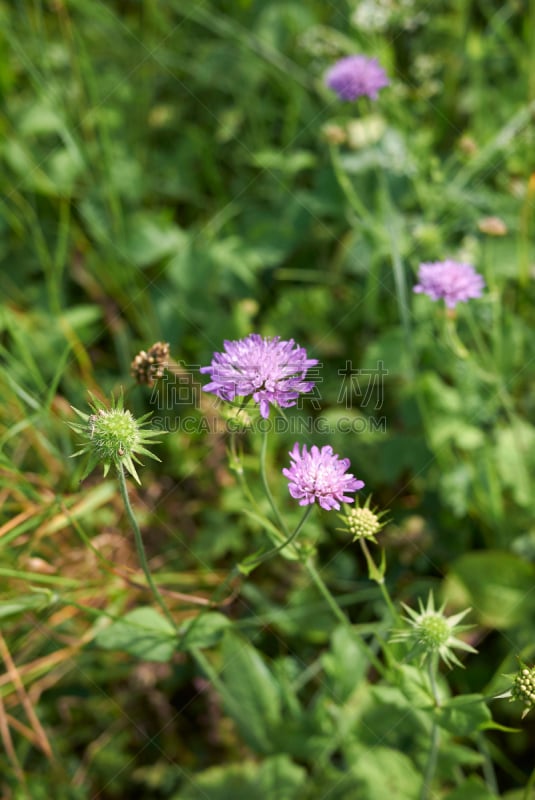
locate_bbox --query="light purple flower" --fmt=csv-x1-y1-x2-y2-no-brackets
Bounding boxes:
325,55,389,101
200,334,318,419
282,443,364,511
413,260,485,309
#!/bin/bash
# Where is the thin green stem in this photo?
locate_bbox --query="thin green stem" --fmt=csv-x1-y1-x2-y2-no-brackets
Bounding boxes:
243,505,313,571
304,559,348,627
421,654,441,800
260,427,289,535
329,143,374,224
359,538,398,621
476,732,499,796
443,314,470,359
524,763,535,800
116,463,177,632
304,558,386,676
463,304,491,364
229,431,259,511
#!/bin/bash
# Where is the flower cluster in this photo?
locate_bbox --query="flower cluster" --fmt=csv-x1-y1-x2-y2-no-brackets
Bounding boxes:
325,55,389,101
282,443,364,511
413,260,485,309
497,665,535,719
391,592,477,669
200,334,318,419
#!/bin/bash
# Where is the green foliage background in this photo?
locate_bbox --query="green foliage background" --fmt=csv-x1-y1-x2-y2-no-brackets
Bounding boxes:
1,0,534,797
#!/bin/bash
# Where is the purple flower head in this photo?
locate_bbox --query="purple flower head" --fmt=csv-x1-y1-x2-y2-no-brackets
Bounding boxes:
325,55,389,101
413,260,485,309
200,334,318,419
282,443,365,511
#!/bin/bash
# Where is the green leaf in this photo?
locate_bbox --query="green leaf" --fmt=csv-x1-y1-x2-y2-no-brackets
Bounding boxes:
256,755,307,798
251,149,316,174
95,607,175,662
445,551,535,629
121,211,187,268
494,421,535,509
480,720,521,733
174,755,306,800
346,745,421,799
443,776,498,799
396,663,434,708
0,592,54,620
218,631,282,753
321,625,370,702
176,612,231,652
436,694,491,736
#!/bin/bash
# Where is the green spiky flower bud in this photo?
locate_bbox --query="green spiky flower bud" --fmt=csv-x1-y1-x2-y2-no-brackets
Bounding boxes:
69,393,163,484
417,613,451,651
391,592,478,669
337,496,389,543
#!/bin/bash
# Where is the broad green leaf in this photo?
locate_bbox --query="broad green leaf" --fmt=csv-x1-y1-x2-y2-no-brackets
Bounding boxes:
436,694,491,736
444,776,497,799
176,612,231,652
445,551,535,628
494,421,535,509
396,663,434,708
122,211,187,268
19,104,65,136
256,754,307,798
218,631,282,753
359,685,428,754
321,625,370,702
346,745,421,799
175,755,306,800
95,607,175,662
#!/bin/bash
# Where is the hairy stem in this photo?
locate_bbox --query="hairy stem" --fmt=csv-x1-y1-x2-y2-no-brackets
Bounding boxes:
421,654,441,800
244,505,313,571
117,462,177,632
260,427,289,535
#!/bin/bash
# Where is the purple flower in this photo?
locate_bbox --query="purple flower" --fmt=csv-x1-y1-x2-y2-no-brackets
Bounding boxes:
200,334,318,419
282,443,364,511
413,260,485,309
325,55,389,101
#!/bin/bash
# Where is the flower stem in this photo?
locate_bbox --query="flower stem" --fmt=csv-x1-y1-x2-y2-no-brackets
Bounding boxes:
229,431,259,511
304,558,385,676
243,506,313,571
260,427,289,535
476,732,499,796
191,646,246,725
420,654,441,800
116,462,177,632
524,763,535,800
359,539,399,623
329,143,372,224
443,314,469,359
304,559,348,627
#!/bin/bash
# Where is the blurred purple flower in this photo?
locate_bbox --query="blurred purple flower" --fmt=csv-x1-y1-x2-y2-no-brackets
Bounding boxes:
200,334,318,419
325,55,389,101
413,260,485,308
283,443,364,511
